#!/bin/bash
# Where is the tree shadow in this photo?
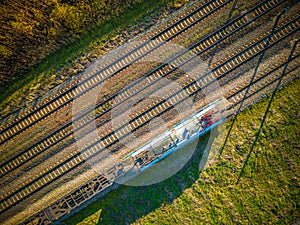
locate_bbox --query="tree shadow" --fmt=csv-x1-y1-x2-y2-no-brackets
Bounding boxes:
65,132,212,225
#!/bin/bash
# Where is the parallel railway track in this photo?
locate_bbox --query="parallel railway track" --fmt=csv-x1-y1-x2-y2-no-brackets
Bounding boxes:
0,0,234,145
0,14,298,213
0,0,287,178
227,56,300,104
21,54,299,225
227,58,299,113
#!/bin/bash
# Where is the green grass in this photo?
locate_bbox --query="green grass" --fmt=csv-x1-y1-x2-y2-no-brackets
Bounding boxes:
0,0,183,109
64,77,300,224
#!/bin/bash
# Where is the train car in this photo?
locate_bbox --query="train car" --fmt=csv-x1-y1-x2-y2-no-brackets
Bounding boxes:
121,97,231,173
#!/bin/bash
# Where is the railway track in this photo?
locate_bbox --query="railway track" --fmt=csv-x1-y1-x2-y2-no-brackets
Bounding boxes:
227,58,299,112
0,0,287,178
0,14,298,213
21,54,299,225
0,0,234,145
227,55,300,105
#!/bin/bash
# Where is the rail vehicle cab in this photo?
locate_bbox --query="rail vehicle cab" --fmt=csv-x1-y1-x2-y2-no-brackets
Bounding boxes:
199,111,222,128
196,97,232,129
199,111,213,129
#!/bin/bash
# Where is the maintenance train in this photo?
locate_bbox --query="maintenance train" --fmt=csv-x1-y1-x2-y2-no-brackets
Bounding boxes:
120,97,231,174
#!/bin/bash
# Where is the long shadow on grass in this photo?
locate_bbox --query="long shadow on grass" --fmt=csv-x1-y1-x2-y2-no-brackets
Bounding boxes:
65,132,213,225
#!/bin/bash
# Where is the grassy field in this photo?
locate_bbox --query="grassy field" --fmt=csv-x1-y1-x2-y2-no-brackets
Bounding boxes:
64,77,300,225
0,0,187,109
